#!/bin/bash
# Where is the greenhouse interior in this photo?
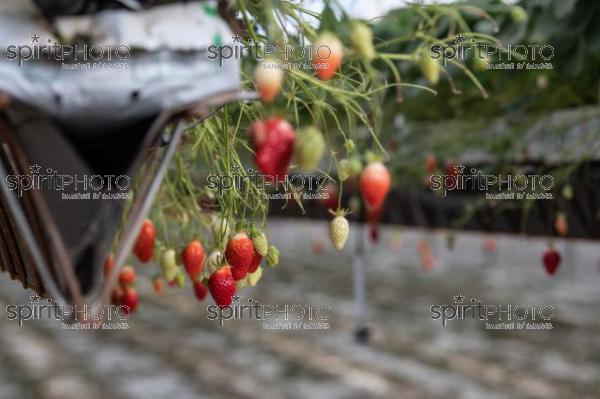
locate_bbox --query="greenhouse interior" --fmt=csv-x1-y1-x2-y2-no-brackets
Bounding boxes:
0,0,598,398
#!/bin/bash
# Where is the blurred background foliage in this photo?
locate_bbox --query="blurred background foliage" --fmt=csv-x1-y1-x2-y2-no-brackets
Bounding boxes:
360,0,600,199
376,0,600,122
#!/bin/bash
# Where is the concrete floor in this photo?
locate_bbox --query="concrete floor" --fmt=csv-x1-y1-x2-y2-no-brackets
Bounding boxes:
0,218,599,399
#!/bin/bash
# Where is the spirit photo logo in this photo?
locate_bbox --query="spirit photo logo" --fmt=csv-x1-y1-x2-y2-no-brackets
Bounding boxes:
5,34,130,67
207,34,328,67
430,294,555,330
429,164,554,199
206,165,332,199
207,294,332,331
4,163,131,199
5,294,130,330
430,35,554,67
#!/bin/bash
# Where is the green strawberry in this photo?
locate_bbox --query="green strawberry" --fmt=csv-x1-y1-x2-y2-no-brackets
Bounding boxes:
344,139,355,153
266,245,279,267
510,6,527,23
350,22,376,61
174,270,186,288
339,156,362,181
562,184,573,201
338,159,351,181
349,156,362,177
294,126,325,172
418,53,440,85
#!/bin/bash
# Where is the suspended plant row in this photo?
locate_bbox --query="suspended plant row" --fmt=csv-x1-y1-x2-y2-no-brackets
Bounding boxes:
110,1,527,312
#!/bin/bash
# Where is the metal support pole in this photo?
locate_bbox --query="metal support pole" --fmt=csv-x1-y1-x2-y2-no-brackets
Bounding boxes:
353,222,370,344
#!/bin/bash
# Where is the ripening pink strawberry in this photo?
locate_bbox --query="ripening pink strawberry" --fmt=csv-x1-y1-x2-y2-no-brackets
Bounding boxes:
254,59,284,103
312,32,343,80
360,162,391,209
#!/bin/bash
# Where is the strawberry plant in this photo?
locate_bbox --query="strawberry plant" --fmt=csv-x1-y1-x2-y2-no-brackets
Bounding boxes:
108,1,508,311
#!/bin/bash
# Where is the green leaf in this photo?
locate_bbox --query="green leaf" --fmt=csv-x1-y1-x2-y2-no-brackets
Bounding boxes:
319,3,337,33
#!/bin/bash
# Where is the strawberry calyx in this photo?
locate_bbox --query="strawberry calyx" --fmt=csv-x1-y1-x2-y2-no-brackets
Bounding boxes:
328,207,351,218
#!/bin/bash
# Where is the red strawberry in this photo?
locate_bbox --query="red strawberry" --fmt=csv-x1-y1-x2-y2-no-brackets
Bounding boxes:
230,265,247,282
168,279,176,287
133,219,156,263
554,213,568,237
208,266,236,307
182,240,205,280
121,287,139,315
360,162,391,209
425,153,437,173
118,265,136,287
103,254,114,278
542,248,561,275
110,285,124,305
248,117,296,180
153,276,164,295
193,280,208,301
312,32,343,80
248,251,263,274
225,232,254,281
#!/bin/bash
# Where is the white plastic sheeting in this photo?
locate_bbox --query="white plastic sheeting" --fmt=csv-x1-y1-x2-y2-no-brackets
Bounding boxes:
0,1,241,129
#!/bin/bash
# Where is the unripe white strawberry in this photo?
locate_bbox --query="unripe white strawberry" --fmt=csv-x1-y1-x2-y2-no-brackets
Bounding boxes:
250,229,268,256
161,249,178,281
205,250,224,276
254,59,284,103
247,266,263,286
211,215,230,242
329,214,350,250
350,22,375,61
236,266,263,289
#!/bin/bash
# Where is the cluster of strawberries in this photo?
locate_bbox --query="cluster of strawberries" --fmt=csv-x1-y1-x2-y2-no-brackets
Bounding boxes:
249,22,395,252
106,218,281,313
104,220,158,314
103,23,400,313
104,258,139,315
253,30,345,104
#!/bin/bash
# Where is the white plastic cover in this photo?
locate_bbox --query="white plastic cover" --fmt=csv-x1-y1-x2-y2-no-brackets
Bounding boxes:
0,1,241,129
